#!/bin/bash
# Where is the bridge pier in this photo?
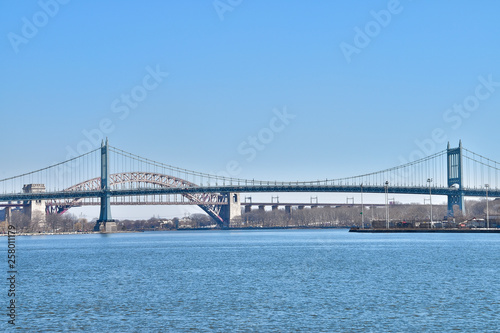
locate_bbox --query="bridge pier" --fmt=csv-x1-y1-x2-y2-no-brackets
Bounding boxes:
5,207,11,224
448,193,465,217
219,192,241,229
23,184,46,229
94,139,116,232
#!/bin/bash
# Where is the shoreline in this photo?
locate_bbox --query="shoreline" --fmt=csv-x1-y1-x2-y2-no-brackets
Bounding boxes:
0,230,139,236
0,226,351,236
5,226,499,236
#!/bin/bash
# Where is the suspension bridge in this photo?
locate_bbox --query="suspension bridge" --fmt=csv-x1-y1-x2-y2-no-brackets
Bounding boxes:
1,139,499,231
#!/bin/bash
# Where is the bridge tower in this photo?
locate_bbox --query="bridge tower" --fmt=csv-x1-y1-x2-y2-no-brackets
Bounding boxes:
94,139,117,232
219,192,241,228
22,184,46,229
4,207,11,224
447,141,465,216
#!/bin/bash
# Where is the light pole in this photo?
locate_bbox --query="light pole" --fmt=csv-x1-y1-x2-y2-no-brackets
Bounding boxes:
385,181,389,229
485,184,489,229
427,178,433,227
361,184,364,229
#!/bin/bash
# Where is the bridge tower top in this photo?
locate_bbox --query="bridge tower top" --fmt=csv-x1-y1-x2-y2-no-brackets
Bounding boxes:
22,184,46,227
23,184,46,193
447,140,463,189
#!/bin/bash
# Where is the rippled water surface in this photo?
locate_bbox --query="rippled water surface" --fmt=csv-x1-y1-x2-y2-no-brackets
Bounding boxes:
5,229,500,331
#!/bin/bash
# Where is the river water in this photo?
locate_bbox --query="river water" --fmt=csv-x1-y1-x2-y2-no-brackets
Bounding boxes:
4,229,500,332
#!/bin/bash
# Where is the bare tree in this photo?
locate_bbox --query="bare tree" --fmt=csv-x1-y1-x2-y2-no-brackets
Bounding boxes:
10,211,30,232
29,211,46,232
46,213,62,232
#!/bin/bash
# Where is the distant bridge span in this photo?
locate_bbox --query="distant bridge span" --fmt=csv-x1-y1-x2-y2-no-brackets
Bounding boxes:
47,171,230,224
1,140,500,230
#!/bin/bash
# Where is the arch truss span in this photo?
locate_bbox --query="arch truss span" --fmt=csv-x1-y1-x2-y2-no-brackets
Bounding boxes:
47,172,227,224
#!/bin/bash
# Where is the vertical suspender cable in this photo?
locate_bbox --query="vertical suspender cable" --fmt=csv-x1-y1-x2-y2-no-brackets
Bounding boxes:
481,156,484,188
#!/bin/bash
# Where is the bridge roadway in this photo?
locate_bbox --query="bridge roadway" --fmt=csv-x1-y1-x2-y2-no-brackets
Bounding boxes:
0,185,497,202
245,202,368,207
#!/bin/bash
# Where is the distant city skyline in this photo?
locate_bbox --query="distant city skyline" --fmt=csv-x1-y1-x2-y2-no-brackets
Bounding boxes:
2,1,499,219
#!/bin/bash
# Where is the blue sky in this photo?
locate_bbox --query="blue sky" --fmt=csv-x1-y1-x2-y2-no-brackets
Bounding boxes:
1,1,500,219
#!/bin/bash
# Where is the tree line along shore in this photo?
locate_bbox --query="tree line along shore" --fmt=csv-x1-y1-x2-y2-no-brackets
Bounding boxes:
1,199,499,233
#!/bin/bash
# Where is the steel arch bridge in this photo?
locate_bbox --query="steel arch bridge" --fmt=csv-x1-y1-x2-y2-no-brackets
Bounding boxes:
46,172,229,225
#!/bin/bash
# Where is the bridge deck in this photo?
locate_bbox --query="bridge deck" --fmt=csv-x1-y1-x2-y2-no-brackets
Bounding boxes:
0,185,497,202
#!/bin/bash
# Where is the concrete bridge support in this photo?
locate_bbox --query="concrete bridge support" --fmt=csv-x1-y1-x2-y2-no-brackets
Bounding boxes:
23,184,46,229
5,207,11,224
220,192,241,229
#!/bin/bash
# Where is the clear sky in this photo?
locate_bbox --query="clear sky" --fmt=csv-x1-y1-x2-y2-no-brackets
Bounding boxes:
1,1,500,219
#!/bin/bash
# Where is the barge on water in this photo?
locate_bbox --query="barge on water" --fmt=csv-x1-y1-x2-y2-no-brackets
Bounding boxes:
350,227,500,233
